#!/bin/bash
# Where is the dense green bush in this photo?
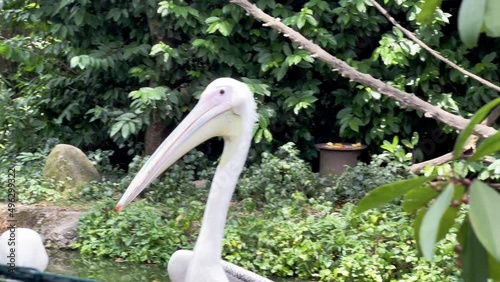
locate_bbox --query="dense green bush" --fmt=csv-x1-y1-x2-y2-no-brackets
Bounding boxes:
74,199,204,264
236,142,327,204
225,195,460,281
328,154,412,203
0,149,64,204
75,195,460,281
73,143,459,280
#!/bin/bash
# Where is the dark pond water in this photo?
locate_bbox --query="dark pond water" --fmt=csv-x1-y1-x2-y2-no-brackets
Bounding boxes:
44,250,305,282
46,249,170,281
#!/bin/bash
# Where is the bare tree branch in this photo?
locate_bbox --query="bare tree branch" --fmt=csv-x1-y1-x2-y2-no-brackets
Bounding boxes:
230,0,497,138
368,0,500,93
411,105,500,173
363,0,500,172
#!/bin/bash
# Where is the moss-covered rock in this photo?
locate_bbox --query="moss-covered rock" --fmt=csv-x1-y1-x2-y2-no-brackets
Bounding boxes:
43,144,101,192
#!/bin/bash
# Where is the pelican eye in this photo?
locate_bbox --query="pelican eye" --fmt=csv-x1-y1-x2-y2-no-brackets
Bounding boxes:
219,89,225,95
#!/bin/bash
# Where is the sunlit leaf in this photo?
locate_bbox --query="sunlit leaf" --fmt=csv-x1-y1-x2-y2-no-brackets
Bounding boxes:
453,97,500,159
254,128,263,143
458,0,487,47
470,131,500,161
417,0,441,25
70,56,80,68
419,184,454,260
355,176,434,214
469,180,500,261
263,129,272,142
297,16,306,29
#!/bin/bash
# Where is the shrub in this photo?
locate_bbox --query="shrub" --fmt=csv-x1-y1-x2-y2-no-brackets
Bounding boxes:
223,194,459,281
77,181,121,202
76,194,460,280
328,154,413,204
236,142,327,205
86,149,125,182
0,150,64,204
75,139,459,281
74,199,205,263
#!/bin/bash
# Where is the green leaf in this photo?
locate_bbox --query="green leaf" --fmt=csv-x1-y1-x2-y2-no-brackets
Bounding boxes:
436,206,459,243
437,185,465,241
205,16,220,24
263,128,272,142
469,180,500,261
488,253,500,280
258,115,268,128
207,23,219,34
402,186,438,213
276,63,288,81
74,9,84,26
458,0,487,48
419,184,454,260
305,15,318,26
70,56,80,68
470,131,500,161
453,97,500,159
254,128,263,143
150,44,164,56
355,176,434,214
110,121,124,137
219,21,233,36
484,0,500,37
417,0,442,25
121,122,130,139
296,16,306,29
462,217,489,282
482,52,497,63
348,118,360,132
414,207,427,256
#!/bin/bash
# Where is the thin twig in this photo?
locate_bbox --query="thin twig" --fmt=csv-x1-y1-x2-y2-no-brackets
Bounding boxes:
368,0,500,93
365,1,500,173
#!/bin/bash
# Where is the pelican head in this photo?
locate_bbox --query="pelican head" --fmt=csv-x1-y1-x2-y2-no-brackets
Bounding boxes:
116,78,257,212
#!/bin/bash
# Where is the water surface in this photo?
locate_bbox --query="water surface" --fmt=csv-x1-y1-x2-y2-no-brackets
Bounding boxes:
46,249,169,281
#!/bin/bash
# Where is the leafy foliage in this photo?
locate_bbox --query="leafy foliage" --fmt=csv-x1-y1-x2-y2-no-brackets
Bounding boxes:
419,0,500,46
74,199,204,264
331,154,412,204
71,142,452,280
75,196,460,281
356,98,500,281
236,142,326,204
2,0,499,161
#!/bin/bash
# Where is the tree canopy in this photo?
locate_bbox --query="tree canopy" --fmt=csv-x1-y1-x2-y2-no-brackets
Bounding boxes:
1,0,499,162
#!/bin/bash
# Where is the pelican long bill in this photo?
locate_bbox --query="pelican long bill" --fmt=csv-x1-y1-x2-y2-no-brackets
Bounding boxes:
116,94,235,212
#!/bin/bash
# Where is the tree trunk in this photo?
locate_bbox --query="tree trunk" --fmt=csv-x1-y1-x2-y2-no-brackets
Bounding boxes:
144,109,166,155
144,16,168,155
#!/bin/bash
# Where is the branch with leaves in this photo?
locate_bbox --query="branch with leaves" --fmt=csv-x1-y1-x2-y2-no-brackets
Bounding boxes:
230,0,497,139
364,0,500,172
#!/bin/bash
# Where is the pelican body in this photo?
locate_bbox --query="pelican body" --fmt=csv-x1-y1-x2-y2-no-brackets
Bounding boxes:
116,78,273,282
0,227,49,280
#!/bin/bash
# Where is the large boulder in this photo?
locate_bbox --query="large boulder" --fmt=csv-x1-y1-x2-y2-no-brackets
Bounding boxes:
43,144,101,193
